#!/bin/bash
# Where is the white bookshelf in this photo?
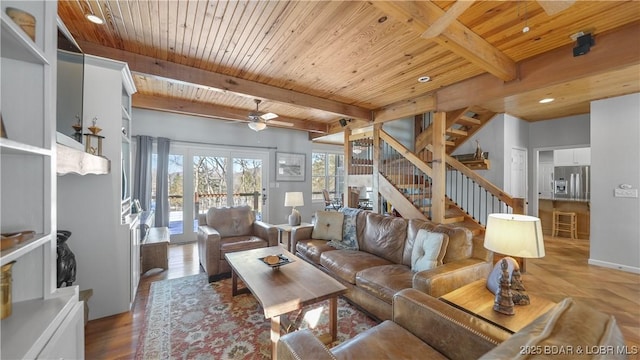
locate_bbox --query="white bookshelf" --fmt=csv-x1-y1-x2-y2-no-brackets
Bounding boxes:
1,1,84,358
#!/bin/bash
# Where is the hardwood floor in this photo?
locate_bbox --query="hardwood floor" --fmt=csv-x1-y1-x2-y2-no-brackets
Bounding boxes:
84,236,639,358
84,244,201,359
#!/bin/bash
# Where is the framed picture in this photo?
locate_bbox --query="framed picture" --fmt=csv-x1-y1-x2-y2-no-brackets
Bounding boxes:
276,152,305,181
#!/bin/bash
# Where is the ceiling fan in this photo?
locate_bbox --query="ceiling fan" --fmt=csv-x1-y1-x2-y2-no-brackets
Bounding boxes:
247,99,294,131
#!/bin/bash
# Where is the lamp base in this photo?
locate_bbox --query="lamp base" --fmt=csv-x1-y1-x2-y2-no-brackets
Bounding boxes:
288,209,301,226
493,258,515,315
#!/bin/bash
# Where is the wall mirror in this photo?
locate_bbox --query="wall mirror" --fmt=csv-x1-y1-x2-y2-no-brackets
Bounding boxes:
56,16,84,149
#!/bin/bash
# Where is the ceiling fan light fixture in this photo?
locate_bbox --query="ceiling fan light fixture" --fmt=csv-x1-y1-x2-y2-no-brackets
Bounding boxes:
86,14,104,25
248,121,267,132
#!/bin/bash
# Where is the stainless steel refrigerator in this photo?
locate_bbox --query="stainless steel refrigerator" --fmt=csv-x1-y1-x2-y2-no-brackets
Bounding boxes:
553,166,590,200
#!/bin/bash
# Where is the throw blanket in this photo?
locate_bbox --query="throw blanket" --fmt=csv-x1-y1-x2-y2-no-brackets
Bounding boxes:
329,207,362,250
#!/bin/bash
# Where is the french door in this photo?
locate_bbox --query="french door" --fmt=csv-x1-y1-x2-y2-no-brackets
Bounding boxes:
162,145,269,243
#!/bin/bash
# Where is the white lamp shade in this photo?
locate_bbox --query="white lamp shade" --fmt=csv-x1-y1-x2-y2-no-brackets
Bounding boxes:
284,192,304,207
484,213,545,258
248,121,267,131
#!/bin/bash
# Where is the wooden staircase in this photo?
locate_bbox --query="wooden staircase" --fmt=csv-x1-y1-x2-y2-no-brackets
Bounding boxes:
372,107,524,230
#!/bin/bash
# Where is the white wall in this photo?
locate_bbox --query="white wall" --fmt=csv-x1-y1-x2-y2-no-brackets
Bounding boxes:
589,93,640,273
132,108,341,226
453,113,505,189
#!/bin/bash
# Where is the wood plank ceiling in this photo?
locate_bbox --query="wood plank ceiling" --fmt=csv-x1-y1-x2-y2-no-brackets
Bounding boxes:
58,1,640,135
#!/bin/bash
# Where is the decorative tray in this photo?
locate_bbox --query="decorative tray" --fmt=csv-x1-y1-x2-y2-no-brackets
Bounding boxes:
259,254,294,269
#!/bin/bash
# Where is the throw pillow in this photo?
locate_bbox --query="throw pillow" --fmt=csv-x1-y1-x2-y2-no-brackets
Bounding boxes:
411,229,449,272
312,211,344,242
329,207,362,250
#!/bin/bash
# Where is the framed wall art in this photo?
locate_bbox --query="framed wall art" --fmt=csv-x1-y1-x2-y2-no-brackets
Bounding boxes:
276,152,305,181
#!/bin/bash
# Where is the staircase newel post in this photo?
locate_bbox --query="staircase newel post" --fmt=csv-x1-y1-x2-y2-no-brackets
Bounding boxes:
372,123,381,213
343,127,353,205
431,111,447,223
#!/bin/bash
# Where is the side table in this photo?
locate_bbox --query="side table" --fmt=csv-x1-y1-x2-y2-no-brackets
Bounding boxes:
273,223,312,252
141,227,170,273
440,279,556,333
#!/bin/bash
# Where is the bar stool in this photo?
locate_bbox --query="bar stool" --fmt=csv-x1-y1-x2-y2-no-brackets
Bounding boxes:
552,210,578,239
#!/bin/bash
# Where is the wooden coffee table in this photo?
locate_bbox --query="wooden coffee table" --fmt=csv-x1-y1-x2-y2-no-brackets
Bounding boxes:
440,279,556,334
225,246,347,360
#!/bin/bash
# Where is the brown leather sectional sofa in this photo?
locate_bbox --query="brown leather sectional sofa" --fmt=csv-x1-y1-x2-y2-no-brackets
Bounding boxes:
278,288,627,360
291,209,493,321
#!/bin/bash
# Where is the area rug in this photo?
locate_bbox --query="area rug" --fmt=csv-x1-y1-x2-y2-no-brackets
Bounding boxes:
135,273,378,359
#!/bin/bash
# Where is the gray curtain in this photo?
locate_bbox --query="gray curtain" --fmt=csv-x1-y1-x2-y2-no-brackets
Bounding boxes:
133,135,153,211
155,137,171,227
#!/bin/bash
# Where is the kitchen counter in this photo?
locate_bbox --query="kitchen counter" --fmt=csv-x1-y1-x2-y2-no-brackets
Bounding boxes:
538,198,590,239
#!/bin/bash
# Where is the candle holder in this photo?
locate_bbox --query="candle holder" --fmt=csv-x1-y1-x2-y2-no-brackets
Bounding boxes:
84,133,104,156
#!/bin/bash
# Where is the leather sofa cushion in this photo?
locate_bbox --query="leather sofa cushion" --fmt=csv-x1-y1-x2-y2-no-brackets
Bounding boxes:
206,206,255,237
332,320,447,360
355,265,413,304
360,212,407,264
295,239,336,264
321,250,392,284
433,224,473,263
219,236,266,259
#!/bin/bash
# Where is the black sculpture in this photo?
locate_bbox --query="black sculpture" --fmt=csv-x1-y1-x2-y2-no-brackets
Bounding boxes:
56,230,77,288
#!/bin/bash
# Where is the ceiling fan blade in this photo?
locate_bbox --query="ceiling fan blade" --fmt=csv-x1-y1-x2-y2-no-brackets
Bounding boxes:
268,119,294,127
538,0,575,15
261,112,278,120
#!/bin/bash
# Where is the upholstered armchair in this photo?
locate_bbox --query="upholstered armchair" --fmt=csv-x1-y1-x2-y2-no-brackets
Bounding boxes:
197,206,278,281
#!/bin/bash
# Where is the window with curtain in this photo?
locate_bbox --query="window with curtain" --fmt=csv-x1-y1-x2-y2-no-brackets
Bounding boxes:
311,152,344,201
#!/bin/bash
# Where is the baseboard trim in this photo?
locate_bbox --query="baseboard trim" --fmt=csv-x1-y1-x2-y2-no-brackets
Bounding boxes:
588,259,640,274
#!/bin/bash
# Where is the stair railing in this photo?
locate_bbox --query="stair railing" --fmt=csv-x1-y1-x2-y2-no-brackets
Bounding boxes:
443,153,524,225
376,130,524,225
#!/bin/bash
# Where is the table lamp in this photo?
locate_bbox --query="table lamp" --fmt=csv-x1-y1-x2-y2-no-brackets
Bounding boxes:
285,192,304,226
484,213,545,315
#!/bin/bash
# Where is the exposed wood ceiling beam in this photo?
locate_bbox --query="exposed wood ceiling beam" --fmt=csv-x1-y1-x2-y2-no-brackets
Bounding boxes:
133,94,328,134
373,93,437,124
371,1,517,81
436,22,640,112
326,118,372,135
77,41,372,121
421,0,475,39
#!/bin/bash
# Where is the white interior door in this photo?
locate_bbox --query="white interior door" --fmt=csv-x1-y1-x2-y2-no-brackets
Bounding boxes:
510,147,528,204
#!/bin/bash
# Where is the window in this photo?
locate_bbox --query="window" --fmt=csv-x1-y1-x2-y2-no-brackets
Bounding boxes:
312,152,344,201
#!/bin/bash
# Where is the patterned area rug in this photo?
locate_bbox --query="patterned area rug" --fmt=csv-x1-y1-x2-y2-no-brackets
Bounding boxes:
135,273,378,359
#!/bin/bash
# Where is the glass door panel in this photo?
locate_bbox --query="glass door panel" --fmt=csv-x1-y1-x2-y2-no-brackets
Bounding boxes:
194,156,229,231
232,157,264,220
168,154,184,235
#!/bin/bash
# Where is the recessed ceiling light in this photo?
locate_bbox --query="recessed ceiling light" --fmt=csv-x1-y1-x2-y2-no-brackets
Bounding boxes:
86,14,104,25
418,76,431,83
539,98,555,104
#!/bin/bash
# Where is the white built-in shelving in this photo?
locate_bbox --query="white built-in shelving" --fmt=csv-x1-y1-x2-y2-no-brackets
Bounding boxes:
1,1,84,358
57,54,139,320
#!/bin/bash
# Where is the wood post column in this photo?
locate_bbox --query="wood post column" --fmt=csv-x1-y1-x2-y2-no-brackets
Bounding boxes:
431,111,446,223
